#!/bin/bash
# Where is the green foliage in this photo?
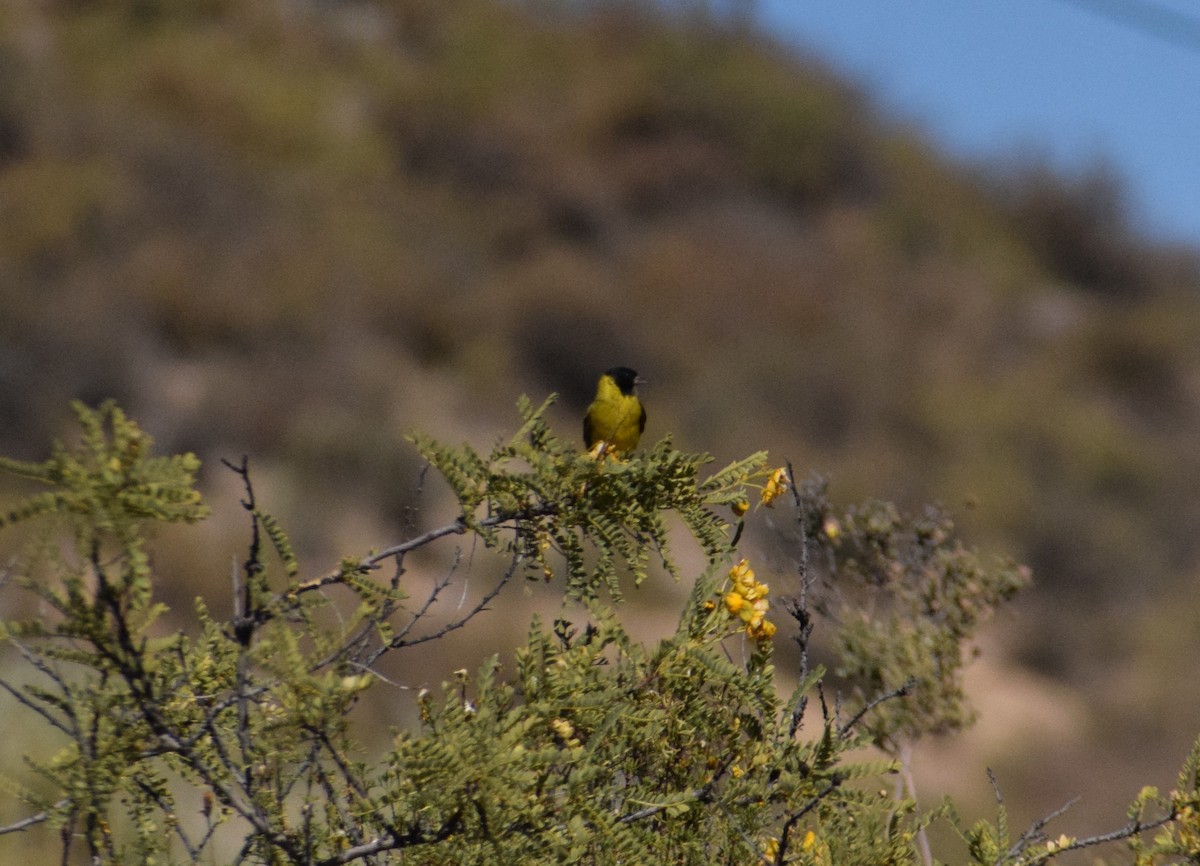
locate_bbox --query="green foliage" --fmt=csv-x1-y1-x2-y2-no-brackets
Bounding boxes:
1,401,1197,865
0,400,208,533
409,394,766,600
0,400,208,621
793,481,1031,747
385,594,898,866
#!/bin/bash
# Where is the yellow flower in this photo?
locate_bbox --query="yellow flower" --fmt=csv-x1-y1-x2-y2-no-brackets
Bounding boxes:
339,674,373,693
731,498,749,517
822,517,841,540
724,558,776,638
550,717,581,748
1045,834,1075,853
803,830,816,851
747,617,776,640
741,581,768,600
729,563,758,597
760,467,789,507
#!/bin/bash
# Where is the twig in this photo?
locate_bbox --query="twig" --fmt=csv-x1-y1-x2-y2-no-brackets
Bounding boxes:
1023,811,1175,864
618,778,724,824
133,778,201,860
613,755,736,827
312,759,367,855
295,504,557,596
774,775,844,864
362,549,521,666
221,456,263,648
784,461,816,739
0,801,66,835
389,549,464,646
987,767,1004,805
838,678,914,740
311,811,463,866
0,640,78,736
987,767,1172,866
1003,795,1079,864
220,457,273,803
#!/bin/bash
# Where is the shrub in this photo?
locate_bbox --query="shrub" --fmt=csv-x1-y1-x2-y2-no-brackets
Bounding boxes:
0,400,1196,864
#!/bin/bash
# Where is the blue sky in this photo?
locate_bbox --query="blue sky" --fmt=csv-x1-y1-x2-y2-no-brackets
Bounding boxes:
759,0,1200,247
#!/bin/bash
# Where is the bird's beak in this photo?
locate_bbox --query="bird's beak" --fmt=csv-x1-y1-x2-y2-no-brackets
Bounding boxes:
635,375,646,386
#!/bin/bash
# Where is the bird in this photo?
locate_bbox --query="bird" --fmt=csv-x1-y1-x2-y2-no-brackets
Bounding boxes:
583,367,646,455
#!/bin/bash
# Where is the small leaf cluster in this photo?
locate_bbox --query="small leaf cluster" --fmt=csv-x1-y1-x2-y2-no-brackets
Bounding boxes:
409,394,768,599
0,400,209,606
0,400,208,534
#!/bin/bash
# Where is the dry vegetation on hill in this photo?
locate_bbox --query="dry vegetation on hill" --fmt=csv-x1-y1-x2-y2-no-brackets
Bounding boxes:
4,0,1200,840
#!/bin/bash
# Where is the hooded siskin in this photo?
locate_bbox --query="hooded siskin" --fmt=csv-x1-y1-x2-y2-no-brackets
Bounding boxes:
583,367,646,454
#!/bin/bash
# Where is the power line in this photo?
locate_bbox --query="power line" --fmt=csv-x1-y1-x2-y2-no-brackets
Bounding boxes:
1049,0,1200,53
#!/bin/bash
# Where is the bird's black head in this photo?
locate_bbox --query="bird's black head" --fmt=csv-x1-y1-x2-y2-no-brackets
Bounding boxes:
605,367,642,396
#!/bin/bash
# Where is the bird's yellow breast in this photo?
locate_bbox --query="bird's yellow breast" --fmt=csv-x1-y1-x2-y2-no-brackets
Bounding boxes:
584,375,645,454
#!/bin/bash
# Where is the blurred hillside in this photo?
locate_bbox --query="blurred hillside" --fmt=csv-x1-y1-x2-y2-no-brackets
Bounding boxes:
3,0,1200,843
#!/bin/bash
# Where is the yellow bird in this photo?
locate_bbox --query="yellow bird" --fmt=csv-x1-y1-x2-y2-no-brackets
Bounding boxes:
583,367,646,455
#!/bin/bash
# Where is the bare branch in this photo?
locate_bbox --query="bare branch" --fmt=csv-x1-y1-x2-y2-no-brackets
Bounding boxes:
1027,812,1176,865
221,456,262,648
987,767,1004,805
388,549,464,647
1002,795,1080,864
296,504,557,596
0,642,77,737
838,679,914,740
0,801,65,835
363,548,521,666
